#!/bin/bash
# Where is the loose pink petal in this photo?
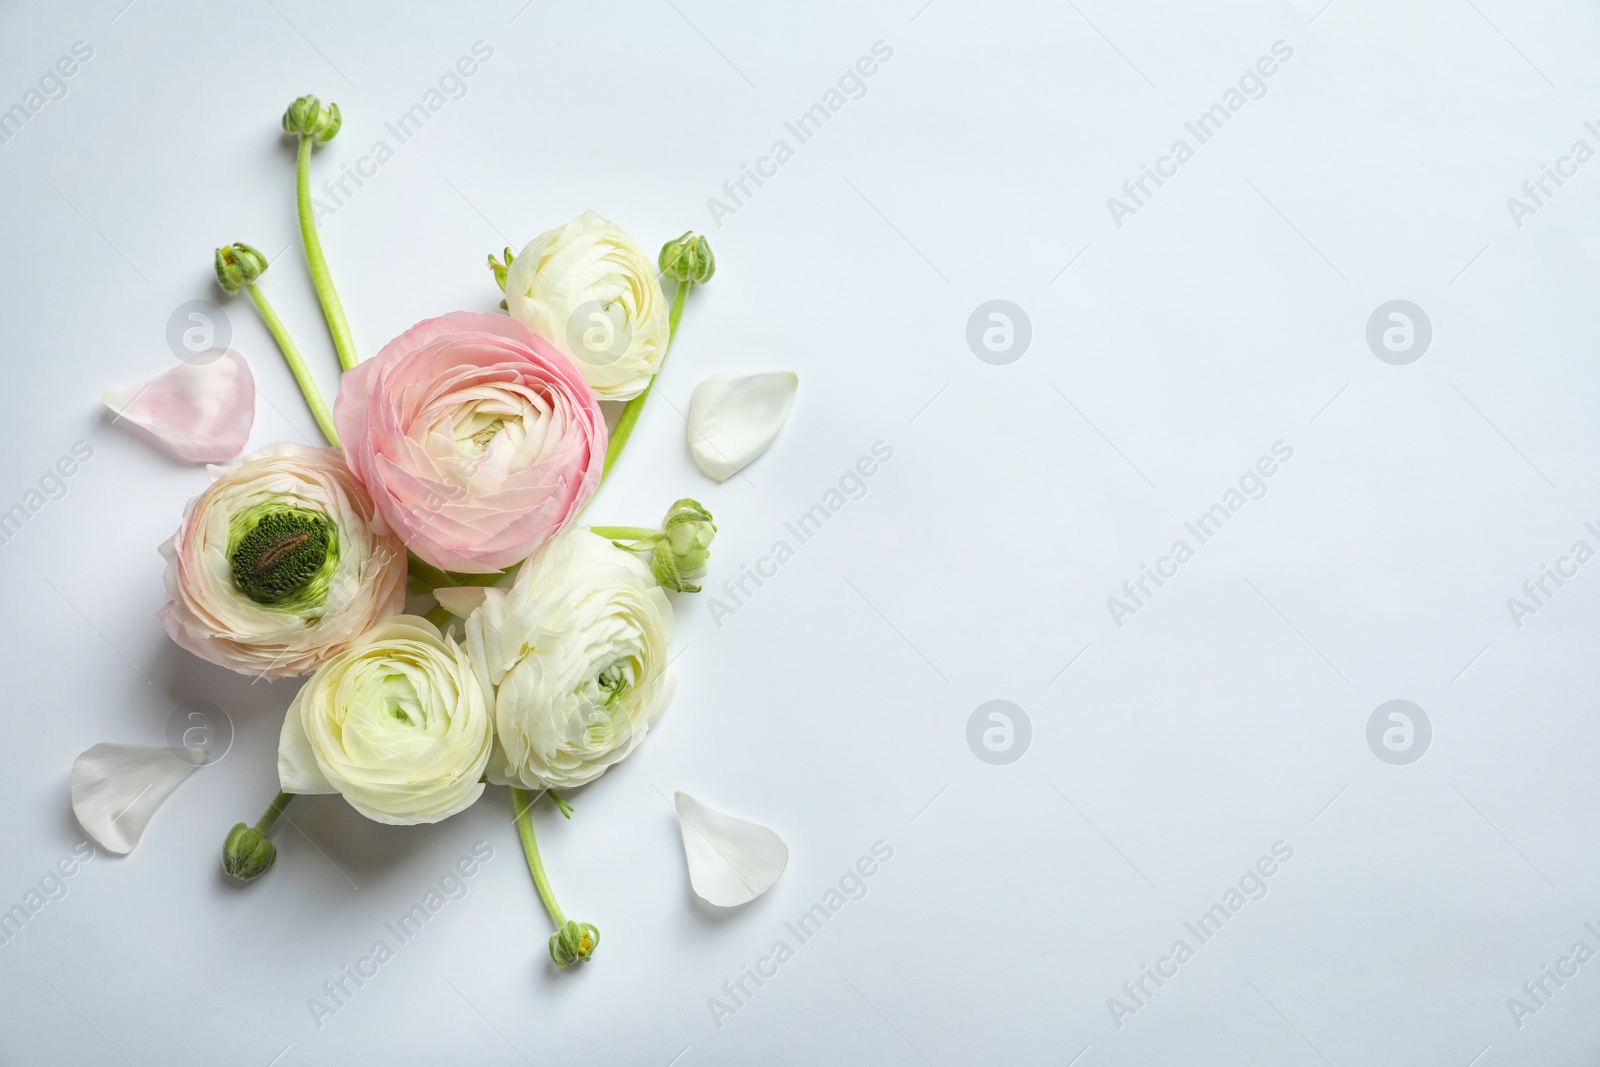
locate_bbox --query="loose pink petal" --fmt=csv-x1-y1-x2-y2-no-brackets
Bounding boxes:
104,351,255,463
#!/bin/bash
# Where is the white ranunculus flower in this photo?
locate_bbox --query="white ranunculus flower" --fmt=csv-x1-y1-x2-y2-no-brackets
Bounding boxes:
278,616,493,825
455,528,675,790
158,443,406,679
504,210,670,401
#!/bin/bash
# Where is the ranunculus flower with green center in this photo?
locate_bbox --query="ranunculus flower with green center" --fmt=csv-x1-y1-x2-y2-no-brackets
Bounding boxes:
442,528,675,790
160,443,406,679
228,505,334,604
277,616,493,824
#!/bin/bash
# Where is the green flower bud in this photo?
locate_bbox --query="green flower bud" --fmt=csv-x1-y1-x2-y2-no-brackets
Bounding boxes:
656,498,714,591
650,538,685,592
214,243,268,294
223,822,276,881
549,920,600,969
487,247,514,293
659,231,715,285
282,95,341,143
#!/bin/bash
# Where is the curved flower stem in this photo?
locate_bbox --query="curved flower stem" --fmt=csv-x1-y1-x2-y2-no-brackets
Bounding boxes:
256,791,294,833
296,136,359,373
587,526,658,541
243,282,340,448
510,787,566,927
601,279,690,482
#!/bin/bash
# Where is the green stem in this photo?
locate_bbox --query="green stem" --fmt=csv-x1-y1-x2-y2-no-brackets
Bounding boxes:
548,790,573,818
296,135,359,373
601,279,690,481
406,554,454,593
244,282,340,448
406,552,515,593
588,526,658,541
255,791,294,834
511,787,566,927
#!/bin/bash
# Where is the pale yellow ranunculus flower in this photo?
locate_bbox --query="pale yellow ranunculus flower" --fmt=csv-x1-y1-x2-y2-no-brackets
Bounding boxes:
278,616,492,825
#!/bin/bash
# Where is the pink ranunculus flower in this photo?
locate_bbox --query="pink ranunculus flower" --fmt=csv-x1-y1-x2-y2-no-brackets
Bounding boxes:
336,311,607,573
159,443,407,680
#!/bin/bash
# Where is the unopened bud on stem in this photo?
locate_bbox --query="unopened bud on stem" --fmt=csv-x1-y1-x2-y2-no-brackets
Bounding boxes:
222,823,276,880
221,790,293,882
549,920,600,968
659,231,715,285
657,498,715,591
282,95,341,143
214,243,268,294
591,499,716,593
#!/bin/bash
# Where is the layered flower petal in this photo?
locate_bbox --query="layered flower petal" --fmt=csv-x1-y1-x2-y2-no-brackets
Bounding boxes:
277,616,492,825
159,443,407,679
463,529,675,790
336,311,607,572
505,211,671,401
103,352,255,463
675,792,788,907
71,743,200,855
687,371,798,482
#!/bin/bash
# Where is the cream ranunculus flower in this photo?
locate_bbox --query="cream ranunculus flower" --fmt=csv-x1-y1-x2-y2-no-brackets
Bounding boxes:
451,528,675,790
278,616,493,824
504,210,670,401
159,443,406,679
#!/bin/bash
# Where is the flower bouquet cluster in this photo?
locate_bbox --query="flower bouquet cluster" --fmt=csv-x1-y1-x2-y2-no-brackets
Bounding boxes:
76,95,799,968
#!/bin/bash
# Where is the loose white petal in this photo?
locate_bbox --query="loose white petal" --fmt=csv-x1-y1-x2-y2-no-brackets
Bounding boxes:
71,743,200,855
675,791,788,907
104,351,255,463
687,371,797,482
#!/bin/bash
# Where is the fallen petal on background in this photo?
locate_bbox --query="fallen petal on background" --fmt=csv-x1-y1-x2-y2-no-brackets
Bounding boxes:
687,371,797,482
675,791,788,907
71,743,201,855
103,351,255,463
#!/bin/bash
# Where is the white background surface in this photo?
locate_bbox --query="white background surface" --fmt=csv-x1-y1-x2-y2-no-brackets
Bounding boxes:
2,0,1599,1063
